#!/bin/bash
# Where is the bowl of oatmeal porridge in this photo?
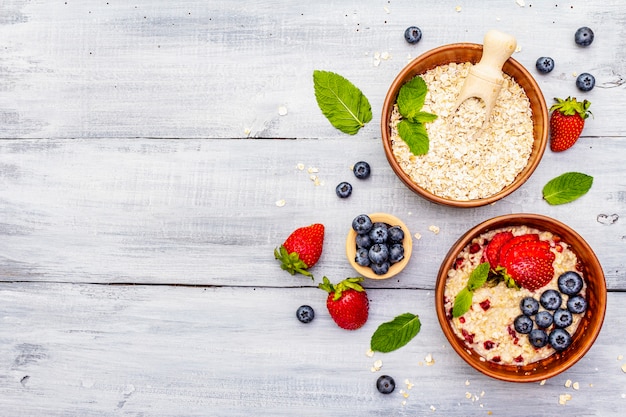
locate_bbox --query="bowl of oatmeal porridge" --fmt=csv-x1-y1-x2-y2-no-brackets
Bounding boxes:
435,214,606,382
381,43,548,207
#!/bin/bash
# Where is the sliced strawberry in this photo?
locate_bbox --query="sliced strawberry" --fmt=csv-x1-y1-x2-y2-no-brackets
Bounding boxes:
483,231,514,269
499,234,539,265
503,240,555,264
505,256,554,292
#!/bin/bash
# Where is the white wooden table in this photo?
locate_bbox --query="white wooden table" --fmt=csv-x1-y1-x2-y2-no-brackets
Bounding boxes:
2,1,625,415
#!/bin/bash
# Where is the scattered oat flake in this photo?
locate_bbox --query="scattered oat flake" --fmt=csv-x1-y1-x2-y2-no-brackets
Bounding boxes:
384,6,390,13
516,0,525,6
465,379,470,386
307,167,319,174
618,354,624,360
244,128,251,135
428,225,440,235
540,379,547,386
465,392,472,399
278,105,288,116
430,405,436,411
414,232,422,240
275,199,286,207
572,382,580,390
455,5,462,12
558,393,572,405
373,359,383,370
366,349,374,357
381,51,391,60
515,45,522,53
425,353,435,365
403,391,409,398
565,379,572,388
621,363,626,373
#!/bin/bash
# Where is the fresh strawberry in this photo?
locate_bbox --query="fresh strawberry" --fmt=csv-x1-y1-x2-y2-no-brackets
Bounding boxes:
274,223,324,278
483,231,514,269
498,234,539,264
500,237,555,292
549,96,592,152
318,277,369,330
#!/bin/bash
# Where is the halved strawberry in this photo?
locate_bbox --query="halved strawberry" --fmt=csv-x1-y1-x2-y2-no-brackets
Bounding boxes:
499,233,539,263
483,231,514,269
500,237,555,291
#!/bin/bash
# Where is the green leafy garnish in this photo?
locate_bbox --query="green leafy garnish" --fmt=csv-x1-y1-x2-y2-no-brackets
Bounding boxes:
313,70,372,135
452,262,491,318
370,313,421,353
542,172,593,205
396,75,437,155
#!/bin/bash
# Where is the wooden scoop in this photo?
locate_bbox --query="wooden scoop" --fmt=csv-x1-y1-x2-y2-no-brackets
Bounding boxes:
454,30,517,126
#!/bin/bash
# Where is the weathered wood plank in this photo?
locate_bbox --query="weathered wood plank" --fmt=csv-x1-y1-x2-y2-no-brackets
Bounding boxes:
1,137,624,289
1,0,625,139
0,283,623,416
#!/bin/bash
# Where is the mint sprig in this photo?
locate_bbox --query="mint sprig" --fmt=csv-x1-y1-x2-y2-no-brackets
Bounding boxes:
396,76,437,155
313,70,372,135
542,172,593,205
452,262,490,318
370,313,421,353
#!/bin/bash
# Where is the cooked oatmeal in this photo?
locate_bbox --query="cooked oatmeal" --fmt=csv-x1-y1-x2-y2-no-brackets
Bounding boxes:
444,225,585,366
390,62,534,200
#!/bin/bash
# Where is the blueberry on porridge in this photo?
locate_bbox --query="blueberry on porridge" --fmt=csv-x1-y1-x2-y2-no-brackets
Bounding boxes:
444,225,587,366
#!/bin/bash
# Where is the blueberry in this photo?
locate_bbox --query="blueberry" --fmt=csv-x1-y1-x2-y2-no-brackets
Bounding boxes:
352,214,373,234
529,329,549,348
540,289,562,310
575,26,594,47
387,226,405,243
371,261,390,275
296,305,315,323
535,56,555,73
355,248,371,267
553,308,573,328
514,315,534,334
576,72,595,91
376,375,396,394
520,297,540,316
404,26,422,44
389,243,405,264
534,311,554,329
356,233,372,249
549,328,573,351
368,243,389,264
369,223,389,244
335,181,352,198
558,271,584,295
353,161,371,179
567,295,588,314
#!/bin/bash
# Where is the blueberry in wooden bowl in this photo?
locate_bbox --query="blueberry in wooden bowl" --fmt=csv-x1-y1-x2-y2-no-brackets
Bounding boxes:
435,213,606,382
346,213,412,280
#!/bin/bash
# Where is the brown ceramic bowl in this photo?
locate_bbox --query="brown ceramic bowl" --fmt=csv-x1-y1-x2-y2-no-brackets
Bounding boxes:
381,43,548,207
346,213,412,280
435,214,606,382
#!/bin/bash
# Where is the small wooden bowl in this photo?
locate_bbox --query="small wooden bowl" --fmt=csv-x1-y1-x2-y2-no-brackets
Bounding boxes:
435,214,606,382
346,213,413,280
381,43,548,208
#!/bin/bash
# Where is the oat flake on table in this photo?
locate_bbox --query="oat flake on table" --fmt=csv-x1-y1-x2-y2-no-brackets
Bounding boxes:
390,62,534,201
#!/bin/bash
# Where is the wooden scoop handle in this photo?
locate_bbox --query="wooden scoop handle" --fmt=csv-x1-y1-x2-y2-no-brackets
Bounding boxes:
471,30,517,84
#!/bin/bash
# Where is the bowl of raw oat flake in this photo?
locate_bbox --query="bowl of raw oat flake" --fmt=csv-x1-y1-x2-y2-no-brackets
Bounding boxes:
435,214,606,382
381,40,549,207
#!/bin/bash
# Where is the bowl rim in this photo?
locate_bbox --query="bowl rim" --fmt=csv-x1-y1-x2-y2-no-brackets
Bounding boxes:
381,43,549,208
435,213,607,382
346,212,413,280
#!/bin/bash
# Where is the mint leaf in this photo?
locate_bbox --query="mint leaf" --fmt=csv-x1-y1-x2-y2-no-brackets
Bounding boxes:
452,287,473,318
466,262,490,291
542,172,593,205
313,70,372,135
397,76,428,120
370,313,421,353
397,120,429,155
410,111,438,124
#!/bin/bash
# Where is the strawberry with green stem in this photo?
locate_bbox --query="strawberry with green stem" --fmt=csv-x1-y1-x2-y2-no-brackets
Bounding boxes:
549,97,592,152
274,223,325,279
319,277,369,330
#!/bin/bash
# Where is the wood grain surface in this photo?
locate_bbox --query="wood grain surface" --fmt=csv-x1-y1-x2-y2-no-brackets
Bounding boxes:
1,1,625,416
